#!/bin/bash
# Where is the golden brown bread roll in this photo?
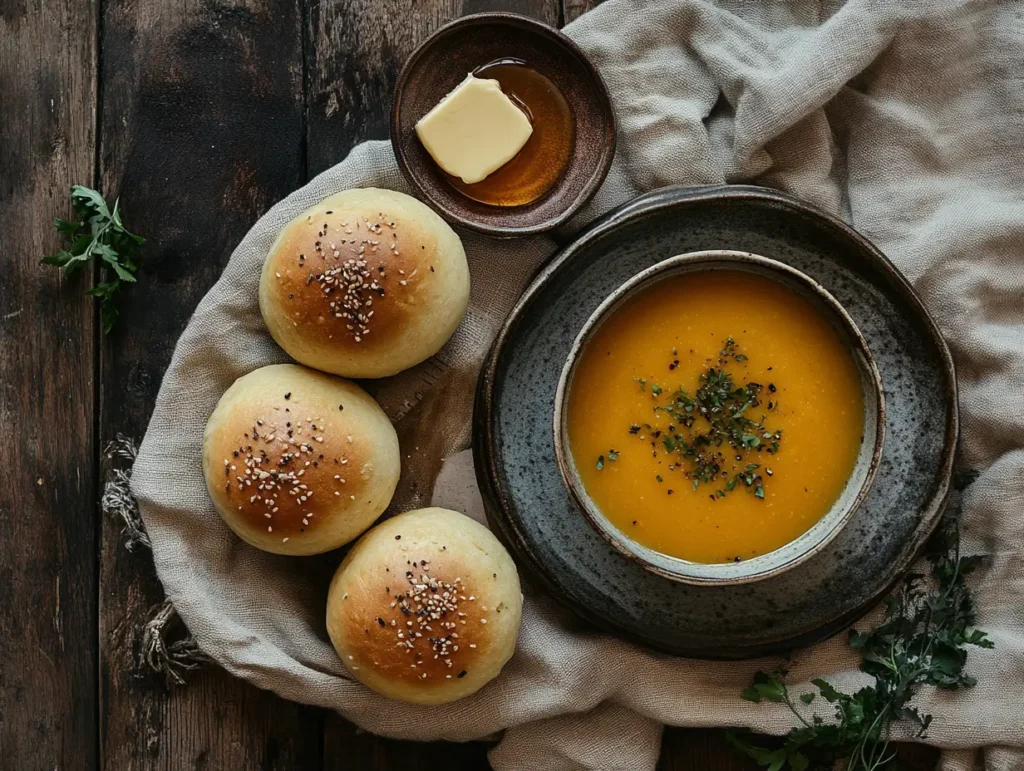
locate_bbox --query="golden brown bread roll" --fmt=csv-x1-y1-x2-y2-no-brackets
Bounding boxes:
326,507,522,705
259,188,470,378
202,363,400,555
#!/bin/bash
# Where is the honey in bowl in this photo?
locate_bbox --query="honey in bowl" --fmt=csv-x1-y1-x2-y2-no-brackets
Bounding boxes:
446,60,575,207
565,270,865,564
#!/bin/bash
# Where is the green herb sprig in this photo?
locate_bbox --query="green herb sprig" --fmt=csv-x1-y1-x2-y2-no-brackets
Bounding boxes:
727,471,991,771
42,185,144,333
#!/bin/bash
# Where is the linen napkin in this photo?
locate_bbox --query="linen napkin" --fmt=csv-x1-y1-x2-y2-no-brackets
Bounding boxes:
131,0,1024,768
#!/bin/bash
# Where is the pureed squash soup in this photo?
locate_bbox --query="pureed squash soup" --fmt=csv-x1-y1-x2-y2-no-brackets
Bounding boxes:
566,269,864,564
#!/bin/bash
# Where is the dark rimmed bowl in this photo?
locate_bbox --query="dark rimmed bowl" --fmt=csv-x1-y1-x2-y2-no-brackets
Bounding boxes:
553,250,887,586
391,13,617,238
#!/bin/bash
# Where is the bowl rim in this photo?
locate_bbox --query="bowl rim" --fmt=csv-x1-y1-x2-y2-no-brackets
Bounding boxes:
552,249,887,586
390,12,618,238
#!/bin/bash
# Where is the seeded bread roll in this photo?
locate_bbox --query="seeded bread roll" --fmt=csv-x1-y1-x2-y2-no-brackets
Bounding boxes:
202,363,400,555
259,188,470,379
326,507,523,705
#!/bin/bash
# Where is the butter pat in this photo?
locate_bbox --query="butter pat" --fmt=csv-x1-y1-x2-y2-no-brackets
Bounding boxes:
415,75,533,184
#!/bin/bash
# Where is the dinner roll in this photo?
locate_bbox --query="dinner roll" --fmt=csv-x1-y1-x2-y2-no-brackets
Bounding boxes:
202,363,400,555
326,507,522,705
259,188,470,378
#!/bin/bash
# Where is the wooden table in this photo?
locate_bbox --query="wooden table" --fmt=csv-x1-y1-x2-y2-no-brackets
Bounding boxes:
0,0,941,768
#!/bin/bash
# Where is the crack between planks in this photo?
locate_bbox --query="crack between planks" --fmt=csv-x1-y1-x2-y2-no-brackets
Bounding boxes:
92,0,107,769
300,0,311,183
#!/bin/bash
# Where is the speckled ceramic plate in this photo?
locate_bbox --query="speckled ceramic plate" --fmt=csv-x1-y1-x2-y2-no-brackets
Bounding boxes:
474,185,957,659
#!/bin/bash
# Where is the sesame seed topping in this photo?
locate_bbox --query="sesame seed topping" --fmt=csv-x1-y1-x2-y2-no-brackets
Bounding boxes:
371,567,480,680
220,394,347,543
303,212,408,343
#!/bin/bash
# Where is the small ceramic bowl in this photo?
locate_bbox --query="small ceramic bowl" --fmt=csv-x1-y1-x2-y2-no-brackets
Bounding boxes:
553,250,887,585
391,13,617,238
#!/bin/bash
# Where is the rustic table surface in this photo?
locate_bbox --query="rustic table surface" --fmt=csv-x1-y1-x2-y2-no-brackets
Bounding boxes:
1,0,941,768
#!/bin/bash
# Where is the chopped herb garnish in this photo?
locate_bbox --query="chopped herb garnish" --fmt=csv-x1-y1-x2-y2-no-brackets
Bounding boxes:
607,449,620,461
595,455,605,470
628,338,781,498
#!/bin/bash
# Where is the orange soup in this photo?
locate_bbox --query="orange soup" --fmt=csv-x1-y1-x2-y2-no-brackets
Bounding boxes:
566,270,864,564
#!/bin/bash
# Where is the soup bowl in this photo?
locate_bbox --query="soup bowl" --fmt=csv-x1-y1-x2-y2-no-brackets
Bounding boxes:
553,250,886,585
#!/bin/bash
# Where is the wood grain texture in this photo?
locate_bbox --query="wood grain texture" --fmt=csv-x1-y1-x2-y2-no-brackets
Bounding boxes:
659,729,755,771
0,0,99,768
561,0,601,24
96,0,313,768
322,719,490,770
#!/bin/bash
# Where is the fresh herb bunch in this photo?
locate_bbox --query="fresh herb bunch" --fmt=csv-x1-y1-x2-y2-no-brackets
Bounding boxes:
633,338,782,499
727,471,991,771
42,185,145,333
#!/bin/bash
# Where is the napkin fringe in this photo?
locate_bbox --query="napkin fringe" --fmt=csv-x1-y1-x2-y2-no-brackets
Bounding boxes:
102,435,150,551
102,435,209,685
140,599,212,686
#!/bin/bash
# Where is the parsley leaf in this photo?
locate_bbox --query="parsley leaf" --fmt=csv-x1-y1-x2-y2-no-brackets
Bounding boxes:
42,185,144,333
728,473,991,771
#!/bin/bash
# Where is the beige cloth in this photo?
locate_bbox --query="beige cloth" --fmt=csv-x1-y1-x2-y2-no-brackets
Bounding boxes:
132,0,1024,768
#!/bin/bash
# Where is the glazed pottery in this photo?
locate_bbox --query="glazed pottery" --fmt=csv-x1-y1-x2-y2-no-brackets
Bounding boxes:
553,250,886,586
474,185,957,658
392,13,616,237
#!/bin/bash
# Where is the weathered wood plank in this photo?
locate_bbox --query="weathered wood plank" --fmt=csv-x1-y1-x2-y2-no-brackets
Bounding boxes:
658,729,757,771
561,0,601,24
0,0,99,768
96,0,315,768
322,719,490,770
462,0,558,24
